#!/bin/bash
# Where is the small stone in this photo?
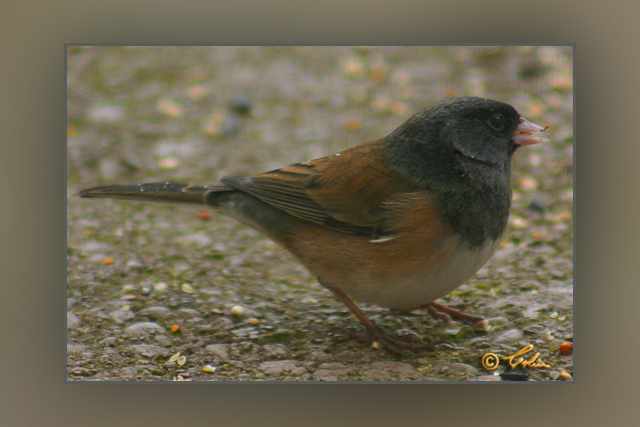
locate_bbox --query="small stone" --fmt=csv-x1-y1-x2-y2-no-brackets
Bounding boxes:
434,362,478,378
156,98,184,118
125,258,145,271
527,200,546,214
263,344,287,357
486,316,509,325
500,368,530,381
229,95,252,116
559,342,573,355
230,305,245,317
181,283,195,294
231,327,259,338
128,344,170,358
153,282,169,292
495,329,523,343
559,370,573,381
139,306,171,319
175,233,212,248
473,319,491,332
158,157,180,170
206,344,230,360
122,284,136,293
259,360,304,376
88,104,124,123
510,216,528,229
124,322,166,336
67,312,81,328
76,241,112,253
67,344,87,353
343,58,365,78
186,85,210,101
177,308,200,317
108,309,135,324
519,176,538,191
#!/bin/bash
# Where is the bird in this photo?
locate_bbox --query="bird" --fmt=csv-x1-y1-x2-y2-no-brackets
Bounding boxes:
78,96,548,355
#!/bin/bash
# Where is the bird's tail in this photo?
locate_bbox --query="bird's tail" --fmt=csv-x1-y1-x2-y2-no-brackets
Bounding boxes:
78,182,233,206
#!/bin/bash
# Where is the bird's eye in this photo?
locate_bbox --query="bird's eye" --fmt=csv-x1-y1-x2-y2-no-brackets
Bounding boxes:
489,114,506,131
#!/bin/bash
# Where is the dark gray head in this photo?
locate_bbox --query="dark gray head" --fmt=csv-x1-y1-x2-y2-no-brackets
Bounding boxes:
387,97,523,167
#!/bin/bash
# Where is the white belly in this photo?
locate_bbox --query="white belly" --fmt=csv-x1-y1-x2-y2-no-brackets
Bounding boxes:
339,237,499,309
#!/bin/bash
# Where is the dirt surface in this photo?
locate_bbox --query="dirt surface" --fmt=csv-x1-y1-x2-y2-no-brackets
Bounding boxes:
66,46,573,382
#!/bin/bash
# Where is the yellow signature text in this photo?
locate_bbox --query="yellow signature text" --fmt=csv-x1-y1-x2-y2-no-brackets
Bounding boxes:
482,345,551,370
501,344,550,369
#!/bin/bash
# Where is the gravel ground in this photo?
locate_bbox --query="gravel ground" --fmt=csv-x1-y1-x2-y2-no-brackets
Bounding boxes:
66,46,573,381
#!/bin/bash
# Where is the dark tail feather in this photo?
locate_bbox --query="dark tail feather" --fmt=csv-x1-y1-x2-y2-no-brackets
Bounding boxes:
78,182,233,206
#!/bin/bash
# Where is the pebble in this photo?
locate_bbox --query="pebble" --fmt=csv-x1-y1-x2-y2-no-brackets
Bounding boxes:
181,283,195,294
87,104,124,123
230,305,245,317
259,360,306,376
263,344,288,357
108,309,135,324
473,319,491,332
124,322,166,336
524,303,549,319
559,370,573,381
139,306,171,319
177,308,200,317
67,312,81,328
174,233,212,248
486,316,509,325
75,241,111,253
206,344,230,360
125,257,145,271
433,362,479,378
128,344,170,358
312,370,340,381
229,95,252,115
67,344,88,353
495,329,524,343
153,282,169,292
231,327,260,338
154,335,172,347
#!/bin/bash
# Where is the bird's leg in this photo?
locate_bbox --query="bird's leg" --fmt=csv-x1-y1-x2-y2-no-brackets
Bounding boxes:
326,286,436,355
426,301,484,324
391,300,486,330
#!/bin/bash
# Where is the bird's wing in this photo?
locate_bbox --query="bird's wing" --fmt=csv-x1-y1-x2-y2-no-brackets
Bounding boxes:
221,141,417,237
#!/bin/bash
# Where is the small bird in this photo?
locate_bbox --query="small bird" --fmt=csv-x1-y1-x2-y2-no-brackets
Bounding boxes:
79,97,548,354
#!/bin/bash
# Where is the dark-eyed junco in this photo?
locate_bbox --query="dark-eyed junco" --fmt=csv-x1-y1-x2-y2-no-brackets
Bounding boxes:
79,97,548,354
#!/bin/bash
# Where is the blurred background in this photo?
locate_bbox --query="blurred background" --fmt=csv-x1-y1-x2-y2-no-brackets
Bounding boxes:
67,46,573,185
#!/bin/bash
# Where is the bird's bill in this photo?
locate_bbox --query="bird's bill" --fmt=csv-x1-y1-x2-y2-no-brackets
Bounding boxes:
513,118,549,146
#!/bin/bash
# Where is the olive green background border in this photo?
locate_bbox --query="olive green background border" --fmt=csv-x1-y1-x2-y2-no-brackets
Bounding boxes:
2,0,638,426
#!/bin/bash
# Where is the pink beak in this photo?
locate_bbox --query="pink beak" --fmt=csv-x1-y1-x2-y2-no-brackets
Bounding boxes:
513,118,549,146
